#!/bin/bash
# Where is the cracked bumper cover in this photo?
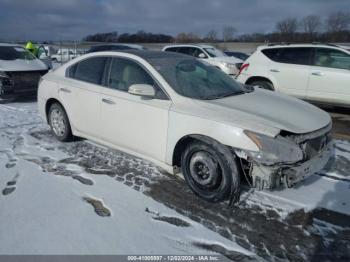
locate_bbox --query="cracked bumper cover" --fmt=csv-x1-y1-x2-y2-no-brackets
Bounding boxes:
251,141,335,190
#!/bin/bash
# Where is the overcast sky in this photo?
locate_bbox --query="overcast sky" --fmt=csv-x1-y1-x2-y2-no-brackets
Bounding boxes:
0,0,349,41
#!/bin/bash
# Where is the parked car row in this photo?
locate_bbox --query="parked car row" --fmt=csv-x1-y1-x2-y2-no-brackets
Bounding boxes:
162,44,244,76
38,50,334,202
49,44,146,63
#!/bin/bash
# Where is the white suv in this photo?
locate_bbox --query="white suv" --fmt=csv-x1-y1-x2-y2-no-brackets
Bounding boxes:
163,44,243,76
236,44,350,107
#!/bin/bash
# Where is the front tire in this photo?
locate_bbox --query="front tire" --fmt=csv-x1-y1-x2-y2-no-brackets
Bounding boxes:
181,141,240,202
249,80,274,91
48,103,72,142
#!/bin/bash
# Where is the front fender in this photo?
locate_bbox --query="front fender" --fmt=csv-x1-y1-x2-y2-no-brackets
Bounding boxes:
166,110,259,165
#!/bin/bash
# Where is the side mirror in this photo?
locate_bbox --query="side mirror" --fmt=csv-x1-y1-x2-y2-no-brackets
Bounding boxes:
128,84,155,98
198,53,207,59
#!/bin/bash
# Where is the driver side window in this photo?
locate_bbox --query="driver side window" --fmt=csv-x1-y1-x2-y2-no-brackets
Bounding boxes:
314,48,350,70
107,58,168,99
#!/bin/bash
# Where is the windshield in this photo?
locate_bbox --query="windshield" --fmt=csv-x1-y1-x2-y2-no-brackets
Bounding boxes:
0,46,36,61
150,57,244,100
203,48,227,58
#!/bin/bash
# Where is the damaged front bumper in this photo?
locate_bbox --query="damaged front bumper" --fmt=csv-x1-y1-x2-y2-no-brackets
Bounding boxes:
250,141,334,190
0,70,48,101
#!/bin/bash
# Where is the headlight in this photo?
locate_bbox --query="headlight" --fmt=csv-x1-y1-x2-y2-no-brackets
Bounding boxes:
223,62,236,69
244,130,303,165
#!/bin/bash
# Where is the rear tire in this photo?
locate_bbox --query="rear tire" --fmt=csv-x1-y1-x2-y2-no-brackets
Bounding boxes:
181,141,240,203
249,80,274,91
48,103,73,142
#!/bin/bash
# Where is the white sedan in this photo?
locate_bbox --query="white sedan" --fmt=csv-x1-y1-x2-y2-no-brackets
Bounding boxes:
38,50,334,202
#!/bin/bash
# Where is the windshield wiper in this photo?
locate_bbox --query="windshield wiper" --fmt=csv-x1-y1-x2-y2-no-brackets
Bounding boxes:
203,90,245,100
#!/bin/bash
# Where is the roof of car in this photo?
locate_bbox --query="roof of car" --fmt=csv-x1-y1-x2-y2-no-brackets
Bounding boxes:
0,43,21,47
163,44,215,49
258,43,349,51
118,50,192,60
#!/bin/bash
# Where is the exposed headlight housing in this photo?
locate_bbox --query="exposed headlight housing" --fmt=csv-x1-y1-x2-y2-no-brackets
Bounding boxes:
244,130,304,165
0,71,14,94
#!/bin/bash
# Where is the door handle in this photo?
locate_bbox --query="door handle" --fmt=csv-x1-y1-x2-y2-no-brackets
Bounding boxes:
270,69,280,73
311,71,324,76
102,98,115,105
59,88,71,93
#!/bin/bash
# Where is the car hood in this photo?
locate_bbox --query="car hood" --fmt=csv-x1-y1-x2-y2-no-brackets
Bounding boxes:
210,56,243,64
193,89,331,136
0,59,47,71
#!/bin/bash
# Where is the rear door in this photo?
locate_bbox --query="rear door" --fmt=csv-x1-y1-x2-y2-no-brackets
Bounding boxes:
59,56,108,137
307,47,350,106
262,47,312,98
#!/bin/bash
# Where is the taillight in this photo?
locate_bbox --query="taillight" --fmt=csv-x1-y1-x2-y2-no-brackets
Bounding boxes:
238,63,249,76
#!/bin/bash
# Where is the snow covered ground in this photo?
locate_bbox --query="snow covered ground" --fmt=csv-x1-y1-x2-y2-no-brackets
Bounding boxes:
0,101,349,261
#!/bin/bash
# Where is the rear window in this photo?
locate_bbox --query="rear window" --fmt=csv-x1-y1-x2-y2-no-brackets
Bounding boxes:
0,46,36,61
68,57,108,85
164,47,179,53
262,47,312,65
165,47,197,56
176,47,194,56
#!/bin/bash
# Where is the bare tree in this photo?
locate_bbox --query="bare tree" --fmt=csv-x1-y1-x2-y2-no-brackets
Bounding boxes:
302,15,321,36
276,17,298,42
222,26,237,42
175,32,201,43
205,30,218,42
326,11,350,33
276,18,298,35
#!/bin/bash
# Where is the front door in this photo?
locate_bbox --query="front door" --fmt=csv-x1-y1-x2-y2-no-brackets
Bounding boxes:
307,48,350,106
99,57,171,162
